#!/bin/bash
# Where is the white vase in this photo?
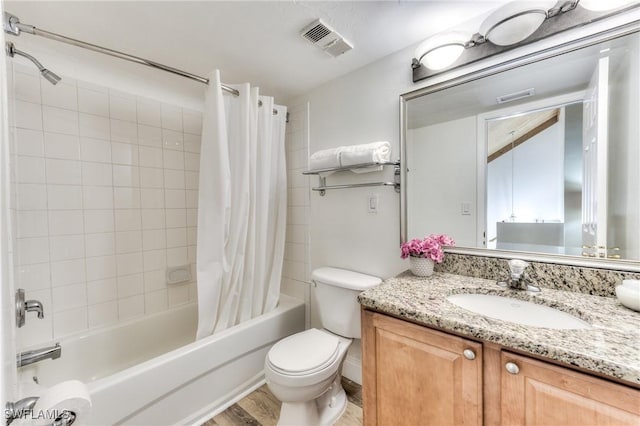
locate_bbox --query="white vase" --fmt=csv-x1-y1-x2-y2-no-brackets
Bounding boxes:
409,256,435,277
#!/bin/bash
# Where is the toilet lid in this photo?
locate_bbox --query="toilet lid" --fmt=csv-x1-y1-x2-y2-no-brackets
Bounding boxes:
268,329,340,374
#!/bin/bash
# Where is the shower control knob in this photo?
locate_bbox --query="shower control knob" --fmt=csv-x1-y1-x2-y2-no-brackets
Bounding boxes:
463,349,476,360
505,362,520,375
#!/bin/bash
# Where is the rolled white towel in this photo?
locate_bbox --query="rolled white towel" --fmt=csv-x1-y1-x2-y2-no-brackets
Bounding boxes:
339,141,391,167
309,147,341,170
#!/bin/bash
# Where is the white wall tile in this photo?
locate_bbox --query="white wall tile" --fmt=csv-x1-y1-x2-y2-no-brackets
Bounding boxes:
15,128,44,157
42,106,79,135
17,211,48,238
163,150,184,170
141,188,164,209
82,162,113,186
111,142,138,165
185,171,199,190
137,98,161,127
185,190,198,209
46,159,81,185
83,186,114,209
183,133,201,154
143,249,166,271
85,255,117,281
141,209,165,230
184,152,199,171
17,156,46,183
85,233,115,257
143,269,165,292
114,187,141,209
166,228,186,248
186,209,197,227
17,317,53,348
83,210,114,233
163,169,185,190
118,295,144,320
48,210,84,235
44,132,80,160
87,278,117,304
113,165,140,187
53,307,88,338
41,82,78,111
52,283,87,313
142,229,166,250
110,95,137,122
14,72,41,104
80,137,111,163
183,110,202,135
15,101,43,130
145,289,168,314
17,237,50,265
140,167,164,188
15,263,51,291
162,129,183,151
78,88,109,117
164,189,185,209
79,113,110,140
166,247,187,267
116,273,143,298
50,235,85,261
161,104,182,131
168,284,189,307
50,259,86,287
115,210,141,231
116,252,143,276
139,146,163,168
47,185,83,210
115,231,142,254
88,301,118,328
165,209,186,228
110,119,138,144
138,124,162,147
186,227,197,246
17,184,47,210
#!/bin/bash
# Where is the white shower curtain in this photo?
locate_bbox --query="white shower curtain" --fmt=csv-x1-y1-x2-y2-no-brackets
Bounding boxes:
196,71,287,339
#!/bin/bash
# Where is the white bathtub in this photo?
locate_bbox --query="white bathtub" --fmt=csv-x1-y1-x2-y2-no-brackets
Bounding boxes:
18,294,305,425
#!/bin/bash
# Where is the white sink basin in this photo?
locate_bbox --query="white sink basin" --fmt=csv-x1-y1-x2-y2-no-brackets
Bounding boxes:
446,294,591,330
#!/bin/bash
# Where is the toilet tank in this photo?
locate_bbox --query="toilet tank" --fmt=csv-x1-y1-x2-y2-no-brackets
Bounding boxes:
312,267,381,338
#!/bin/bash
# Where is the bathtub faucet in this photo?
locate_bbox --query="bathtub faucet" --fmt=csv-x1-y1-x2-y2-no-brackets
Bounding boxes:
17,343,61,368
5,396,38,426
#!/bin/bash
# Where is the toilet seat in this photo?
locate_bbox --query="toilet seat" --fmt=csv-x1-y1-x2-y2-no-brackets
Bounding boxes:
267,329,340,376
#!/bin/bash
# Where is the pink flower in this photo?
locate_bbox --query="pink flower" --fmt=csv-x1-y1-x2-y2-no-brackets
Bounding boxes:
399,234,455,263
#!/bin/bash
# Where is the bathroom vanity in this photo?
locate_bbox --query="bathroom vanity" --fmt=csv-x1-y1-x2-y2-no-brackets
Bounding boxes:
359,272,640,425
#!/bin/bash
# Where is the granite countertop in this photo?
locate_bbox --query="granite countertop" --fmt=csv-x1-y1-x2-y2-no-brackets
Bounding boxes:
358,271,640,387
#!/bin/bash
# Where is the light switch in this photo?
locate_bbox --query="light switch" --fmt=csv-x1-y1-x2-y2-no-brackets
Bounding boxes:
368,194,379,213
461,202,471,215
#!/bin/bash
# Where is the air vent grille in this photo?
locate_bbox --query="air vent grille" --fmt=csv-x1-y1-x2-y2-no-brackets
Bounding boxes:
497,88,536,104
303,23,331,43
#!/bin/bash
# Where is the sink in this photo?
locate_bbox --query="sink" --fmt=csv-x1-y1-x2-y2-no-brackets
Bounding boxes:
446,294,591,330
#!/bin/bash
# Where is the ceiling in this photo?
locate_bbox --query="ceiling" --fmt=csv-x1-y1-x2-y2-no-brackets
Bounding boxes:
4,1,511,103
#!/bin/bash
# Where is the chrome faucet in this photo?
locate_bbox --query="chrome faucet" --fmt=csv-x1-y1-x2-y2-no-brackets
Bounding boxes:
5,396,39,425
17,343,61,368
15,289,45,328
498,259,540,292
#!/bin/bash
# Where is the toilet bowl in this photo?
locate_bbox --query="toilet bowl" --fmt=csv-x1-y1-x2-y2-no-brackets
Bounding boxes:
265,267,381,426
265,328,352,425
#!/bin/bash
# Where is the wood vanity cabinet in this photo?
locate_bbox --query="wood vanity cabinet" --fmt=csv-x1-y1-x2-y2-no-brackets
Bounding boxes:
362,309,640,426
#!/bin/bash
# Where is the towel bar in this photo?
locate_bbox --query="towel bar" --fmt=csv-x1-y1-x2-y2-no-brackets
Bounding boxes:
303,162,401,196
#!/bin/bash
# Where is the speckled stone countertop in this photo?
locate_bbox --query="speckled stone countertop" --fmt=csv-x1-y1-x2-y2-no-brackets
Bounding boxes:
358,271,640,387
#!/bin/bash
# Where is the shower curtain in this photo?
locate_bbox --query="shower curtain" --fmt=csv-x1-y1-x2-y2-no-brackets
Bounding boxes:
196,70,287,339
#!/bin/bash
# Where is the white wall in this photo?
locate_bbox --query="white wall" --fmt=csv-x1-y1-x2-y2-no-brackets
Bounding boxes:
10,63,201,349
407,117,477,247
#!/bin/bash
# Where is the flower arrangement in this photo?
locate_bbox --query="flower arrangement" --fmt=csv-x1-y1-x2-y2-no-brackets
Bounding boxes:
401,234,455,263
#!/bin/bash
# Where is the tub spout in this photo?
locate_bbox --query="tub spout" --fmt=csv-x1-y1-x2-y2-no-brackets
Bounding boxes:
17,343,61,368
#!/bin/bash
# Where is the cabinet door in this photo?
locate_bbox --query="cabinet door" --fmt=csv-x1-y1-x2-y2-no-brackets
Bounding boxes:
501,351,640,425
362,310,482,426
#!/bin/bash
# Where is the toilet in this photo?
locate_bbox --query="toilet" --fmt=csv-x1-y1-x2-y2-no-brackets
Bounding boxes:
265,267,381,426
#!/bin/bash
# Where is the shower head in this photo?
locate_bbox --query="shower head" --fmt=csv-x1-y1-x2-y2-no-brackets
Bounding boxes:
5,41,61,85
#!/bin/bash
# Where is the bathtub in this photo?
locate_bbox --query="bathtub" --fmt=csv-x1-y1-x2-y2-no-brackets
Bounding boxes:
18,294,305,425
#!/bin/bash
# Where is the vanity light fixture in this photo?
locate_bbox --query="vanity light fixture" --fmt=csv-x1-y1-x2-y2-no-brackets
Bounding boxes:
479,1,558,46
578,0,637,11
413,31,471,71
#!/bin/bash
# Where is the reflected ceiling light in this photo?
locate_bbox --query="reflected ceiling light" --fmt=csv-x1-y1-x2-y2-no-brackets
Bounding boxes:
479,1,557,46
578,0,637,11
414,31,470,71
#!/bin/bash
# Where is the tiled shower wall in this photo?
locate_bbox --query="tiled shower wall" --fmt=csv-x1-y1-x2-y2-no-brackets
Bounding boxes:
9,64,201,347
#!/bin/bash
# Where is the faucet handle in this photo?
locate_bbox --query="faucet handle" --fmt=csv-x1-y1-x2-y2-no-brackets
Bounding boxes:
15,289,45,328
508,259,529,278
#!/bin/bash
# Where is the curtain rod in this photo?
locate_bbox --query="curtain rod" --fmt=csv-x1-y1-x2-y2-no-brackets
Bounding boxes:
4,12,285,116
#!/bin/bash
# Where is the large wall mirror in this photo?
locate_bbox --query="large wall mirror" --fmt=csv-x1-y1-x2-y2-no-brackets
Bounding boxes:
401,24,640,269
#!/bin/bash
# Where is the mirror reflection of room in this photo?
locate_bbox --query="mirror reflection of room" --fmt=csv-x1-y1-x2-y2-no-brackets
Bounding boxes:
405,31,639,261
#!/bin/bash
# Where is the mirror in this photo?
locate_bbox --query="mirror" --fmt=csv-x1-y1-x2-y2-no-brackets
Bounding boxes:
402,27,640,265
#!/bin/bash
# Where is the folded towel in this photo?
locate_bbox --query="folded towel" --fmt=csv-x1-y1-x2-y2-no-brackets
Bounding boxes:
309,147,341,171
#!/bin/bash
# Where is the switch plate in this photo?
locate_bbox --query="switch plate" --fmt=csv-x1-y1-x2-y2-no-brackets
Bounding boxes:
461,202,471,215
368,194,379,213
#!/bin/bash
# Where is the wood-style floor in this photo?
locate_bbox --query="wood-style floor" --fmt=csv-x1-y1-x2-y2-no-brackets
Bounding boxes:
202,377,363,426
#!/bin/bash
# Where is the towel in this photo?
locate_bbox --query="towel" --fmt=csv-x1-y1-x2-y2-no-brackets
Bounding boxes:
309,147,341,171
309,141,392,174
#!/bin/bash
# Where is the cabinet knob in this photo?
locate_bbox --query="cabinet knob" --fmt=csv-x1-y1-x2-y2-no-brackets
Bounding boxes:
463,349,476,360
505,362,520,375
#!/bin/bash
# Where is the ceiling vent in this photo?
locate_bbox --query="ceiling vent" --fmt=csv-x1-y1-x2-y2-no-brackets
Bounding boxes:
496,88,536,104
301,19,353,58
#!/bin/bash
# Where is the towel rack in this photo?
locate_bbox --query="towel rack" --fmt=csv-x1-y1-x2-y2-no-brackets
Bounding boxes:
302,161,401,196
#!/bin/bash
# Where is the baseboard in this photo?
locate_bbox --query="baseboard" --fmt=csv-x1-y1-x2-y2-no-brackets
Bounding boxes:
341,355,362,385
180,373,266,426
